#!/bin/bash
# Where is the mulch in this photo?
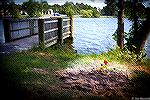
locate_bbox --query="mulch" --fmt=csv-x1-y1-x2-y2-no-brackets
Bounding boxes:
55,64,133,98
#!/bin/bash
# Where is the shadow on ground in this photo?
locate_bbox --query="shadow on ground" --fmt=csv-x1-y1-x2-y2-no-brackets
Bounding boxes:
1,58,150,100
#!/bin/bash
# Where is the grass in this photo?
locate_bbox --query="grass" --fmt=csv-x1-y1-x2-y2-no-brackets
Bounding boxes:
1,39,87,99
1,39,150,99
98,47,150,67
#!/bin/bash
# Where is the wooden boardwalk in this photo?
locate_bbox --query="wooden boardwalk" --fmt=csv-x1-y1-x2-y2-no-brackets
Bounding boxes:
0,35,38,54
0,16,73,54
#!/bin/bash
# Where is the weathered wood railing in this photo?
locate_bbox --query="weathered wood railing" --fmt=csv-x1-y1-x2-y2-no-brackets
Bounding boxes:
38,17,73,48
3,16,73,48
3,18,38,42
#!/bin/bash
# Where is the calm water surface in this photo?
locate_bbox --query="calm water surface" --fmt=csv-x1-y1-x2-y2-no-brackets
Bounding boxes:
73,18,150,58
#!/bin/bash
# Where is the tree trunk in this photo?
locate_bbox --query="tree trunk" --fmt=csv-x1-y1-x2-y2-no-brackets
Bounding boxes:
132,8,150,54
133,0,138,34
117,0,124,49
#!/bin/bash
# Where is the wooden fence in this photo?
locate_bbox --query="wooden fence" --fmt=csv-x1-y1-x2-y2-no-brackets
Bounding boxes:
38,17,73,48
3,16,73,48
3,18,38,42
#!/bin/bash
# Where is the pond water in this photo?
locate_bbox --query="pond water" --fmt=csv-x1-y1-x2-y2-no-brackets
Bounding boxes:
73,18,150,58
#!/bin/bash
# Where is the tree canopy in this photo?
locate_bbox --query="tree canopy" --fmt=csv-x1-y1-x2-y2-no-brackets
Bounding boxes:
49,2,101,17
104,0,150,54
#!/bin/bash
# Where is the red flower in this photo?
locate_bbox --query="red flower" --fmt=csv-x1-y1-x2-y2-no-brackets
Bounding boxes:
104,60,108,65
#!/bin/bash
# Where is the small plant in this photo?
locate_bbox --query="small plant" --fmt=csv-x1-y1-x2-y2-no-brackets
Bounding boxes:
99,46,147,65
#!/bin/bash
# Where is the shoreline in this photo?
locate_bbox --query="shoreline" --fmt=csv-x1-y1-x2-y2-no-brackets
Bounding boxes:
73,15,117,18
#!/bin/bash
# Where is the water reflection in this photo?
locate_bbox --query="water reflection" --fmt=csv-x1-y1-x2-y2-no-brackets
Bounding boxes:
73,18,130,54
73,18,150,58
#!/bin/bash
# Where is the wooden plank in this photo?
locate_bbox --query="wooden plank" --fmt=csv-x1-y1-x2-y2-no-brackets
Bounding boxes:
63,19,70,21
63,35,70,39
44,20,58,24
44,36,58,43
10,27,31,32
45,40,57,48
9,18,38,22
63,31,71,39
11,29,30,39
63,31,71,35
8,33,38,42
10,22,37,31
63,25,70,28
44,28,58,33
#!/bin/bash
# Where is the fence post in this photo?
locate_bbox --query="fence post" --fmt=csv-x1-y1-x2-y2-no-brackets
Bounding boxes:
29,19,34,35
38,18,45,48
3,19,11,42
57,17,63,44
70,16,74,39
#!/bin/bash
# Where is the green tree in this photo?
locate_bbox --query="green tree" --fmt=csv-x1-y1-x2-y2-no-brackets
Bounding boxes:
101,2,117,16
80,9,93,18
63,6,75,17
62,2,76,16
22,0,42,17
126,2,150,54
10,4,21,18
41,0,49,14
93,7,100,18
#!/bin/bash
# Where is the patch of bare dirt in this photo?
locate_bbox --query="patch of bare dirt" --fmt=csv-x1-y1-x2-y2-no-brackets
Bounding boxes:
31,61,150,99
55,63,132,99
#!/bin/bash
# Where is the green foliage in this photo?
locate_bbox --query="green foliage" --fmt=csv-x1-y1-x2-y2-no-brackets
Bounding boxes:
102,1,146,18
80,9,93,18
20,1,101,18
109,1,147,54
22,0,44,17
112,26,147,63
41,1,49,11
124,1,146,19
10,4,21,18
63,6,75,17
112,30,118,41
124,19,146,54
93,8,101,18
112,29,128,42
100,46,147,65
101,3,118,16
49,2,101,18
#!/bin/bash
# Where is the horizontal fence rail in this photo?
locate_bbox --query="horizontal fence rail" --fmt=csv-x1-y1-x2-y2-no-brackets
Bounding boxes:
3,18,38,42
38,17,73,48
62,18,71,39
